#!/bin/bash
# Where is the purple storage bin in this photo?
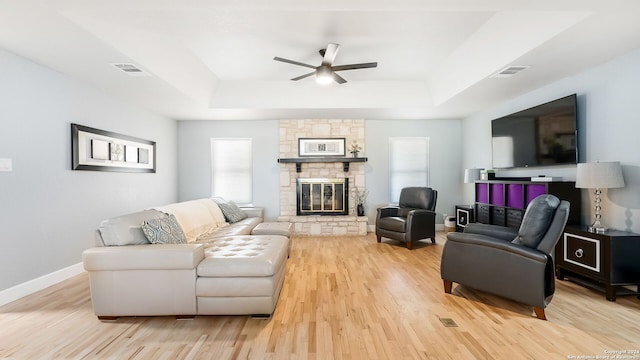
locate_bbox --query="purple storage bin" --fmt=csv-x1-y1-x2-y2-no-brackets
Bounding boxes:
526,185,547,206
476,183,489,203
506,184,524,209
490,184,504,206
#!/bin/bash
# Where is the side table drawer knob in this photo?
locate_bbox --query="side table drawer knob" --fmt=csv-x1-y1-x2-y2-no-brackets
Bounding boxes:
575,248,584,258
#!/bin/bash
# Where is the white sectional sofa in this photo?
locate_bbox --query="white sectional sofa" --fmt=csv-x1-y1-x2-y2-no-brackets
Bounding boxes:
82,198,292,320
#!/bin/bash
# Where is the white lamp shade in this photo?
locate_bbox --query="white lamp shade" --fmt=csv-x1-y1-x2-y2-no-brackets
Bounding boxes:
575,161,625,189
464,168,482,183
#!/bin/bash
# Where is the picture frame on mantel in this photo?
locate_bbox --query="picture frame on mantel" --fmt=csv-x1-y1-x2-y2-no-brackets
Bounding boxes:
71,123,156,173
298,138,346,157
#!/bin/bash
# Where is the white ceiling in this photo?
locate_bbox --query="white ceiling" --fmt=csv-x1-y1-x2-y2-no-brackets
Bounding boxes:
2,0,640,120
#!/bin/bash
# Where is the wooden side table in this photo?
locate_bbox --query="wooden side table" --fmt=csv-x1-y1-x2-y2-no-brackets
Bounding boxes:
556,225,640,301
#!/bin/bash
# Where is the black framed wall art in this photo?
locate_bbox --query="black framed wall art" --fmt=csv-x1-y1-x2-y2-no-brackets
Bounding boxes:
71,123,156,173
298,138,346,157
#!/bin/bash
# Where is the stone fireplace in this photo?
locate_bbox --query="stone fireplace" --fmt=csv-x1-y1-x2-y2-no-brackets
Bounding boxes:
297,178,348,216
278,119,367,236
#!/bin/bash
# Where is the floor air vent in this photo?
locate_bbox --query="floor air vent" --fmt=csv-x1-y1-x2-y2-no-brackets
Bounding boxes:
439,317,458,327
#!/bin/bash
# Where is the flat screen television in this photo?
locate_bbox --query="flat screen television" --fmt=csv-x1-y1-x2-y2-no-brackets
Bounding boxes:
491,94,577,168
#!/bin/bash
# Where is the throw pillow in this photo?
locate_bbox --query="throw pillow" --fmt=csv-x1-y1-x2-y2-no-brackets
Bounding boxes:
141,214,187,244
203,199,228,227
214,199,248,223
512,194,560,249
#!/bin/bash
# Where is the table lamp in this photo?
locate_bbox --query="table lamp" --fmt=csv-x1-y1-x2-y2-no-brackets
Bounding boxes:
463,168,482,208
575,161,625,233
464,168,482,184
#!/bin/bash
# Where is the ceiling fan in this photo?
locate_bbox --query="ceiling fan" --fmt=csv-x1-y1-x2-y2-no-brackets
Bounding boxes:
273,43,377,85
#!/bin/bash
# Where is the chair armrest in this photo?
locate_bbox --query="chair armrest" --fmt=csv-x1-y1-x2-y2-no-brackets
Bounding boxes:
405,209,437,241
445,232,547,263
83,244,205,271
376,206,400,219
407,209,436,223
463,223,518,241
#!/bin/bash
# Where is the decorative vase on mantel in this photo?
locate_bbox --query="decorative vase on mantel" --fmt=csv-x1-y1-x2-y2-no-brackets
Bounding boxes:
349,141,362,158
357,204,365,216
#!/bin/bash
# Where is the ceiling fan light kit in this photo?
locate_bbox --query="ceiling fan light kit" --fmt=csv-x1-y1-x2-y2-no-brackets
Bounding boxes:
274,43,377,85
315,66,334,85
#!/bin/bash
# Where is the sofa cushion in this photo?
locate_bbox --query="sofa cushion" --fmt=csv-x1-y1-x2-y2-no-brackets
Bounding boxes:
197,235,289,277
214,199,248,223
196,266,287,297
141,214,187,244
98,209,166,246
194,217,262,243
251,222,293,237
512,194,560,248
152,199,219,242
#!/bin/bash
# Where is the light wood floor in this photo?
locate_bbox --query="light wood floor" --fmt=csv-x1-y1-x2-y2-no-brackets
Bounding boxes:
2,232,640,359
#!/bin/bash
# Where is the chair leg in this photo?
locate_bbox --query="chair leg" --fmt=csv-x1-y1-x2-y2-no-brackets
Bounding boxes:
443,280,452,294
431,237,436,244
533,307,547,320
376,235,382,243
406,241,413,250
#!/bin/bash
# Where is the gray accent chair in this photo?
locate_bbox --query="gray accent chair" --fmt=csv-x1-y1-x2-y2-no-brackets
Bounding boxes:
440,194,570,320
376,187,438,250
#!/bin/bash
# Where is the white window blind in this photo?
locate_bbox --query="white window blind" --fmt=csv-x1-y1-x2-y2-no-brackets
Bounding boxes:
389,137,430,202
211,138,252,204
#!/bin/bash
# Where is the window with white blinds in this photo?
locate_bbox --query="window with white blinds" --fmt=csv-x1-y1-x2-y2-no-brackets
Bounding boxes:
210,138,252,204
388,137,430,202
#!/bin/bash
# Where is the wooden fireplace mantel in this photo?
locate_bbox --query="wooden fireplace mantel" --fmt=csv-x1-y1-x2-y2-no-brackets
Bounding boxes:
277,157,367,173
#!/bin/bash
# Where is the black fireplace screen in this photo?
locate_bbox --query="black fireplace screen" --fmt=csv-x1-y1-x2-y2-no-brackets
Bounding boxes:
297,178,349,215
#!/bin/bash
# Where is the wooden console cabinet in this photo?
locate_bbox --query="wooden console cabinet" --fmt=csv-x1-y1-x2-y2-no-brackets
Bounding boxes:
474,180,581,229
556,226,640,301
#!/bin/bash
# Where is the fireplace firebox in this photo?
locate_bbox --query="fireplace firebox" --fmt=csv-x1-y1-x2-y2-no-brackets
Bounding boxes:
297,178,349,215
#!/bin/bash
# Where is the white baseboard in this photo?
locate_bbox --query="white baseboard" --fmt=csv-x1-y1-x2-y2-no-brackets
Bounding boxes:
0,262,84,307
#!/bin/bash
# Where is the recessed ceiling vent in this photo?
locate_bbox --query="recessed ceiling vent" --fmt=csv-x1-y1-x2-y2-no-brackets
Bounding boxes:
490,66,530,78
111,63,150,77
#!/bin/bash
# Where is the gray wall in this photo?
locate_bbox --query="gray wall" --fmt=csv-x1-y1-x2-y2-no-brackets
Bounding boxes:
177,120,281,220
178,119,463,225
461,47,640,233
0,49,178,292
365,119,463,223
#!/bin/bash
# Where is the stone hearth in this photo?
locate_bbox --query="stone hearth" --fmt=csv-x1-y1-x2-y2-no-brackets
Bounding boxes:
278,119,367,236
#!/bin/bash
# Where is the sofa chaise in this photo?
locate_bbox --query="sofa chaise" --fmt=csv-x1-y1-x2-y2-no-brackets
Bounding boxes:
82,198,292,320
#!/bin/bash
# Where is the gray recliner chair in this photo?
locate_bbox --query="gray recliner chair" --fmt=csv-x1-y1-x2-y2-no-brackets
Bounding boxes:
440,194,570,320
375,187,438,249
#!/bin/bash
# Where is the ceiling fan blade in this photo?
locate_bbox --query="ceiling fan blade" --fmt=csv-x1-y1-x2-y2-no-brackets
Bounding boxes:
291,72,315,81
321,43,340,66
331,62,378,71
273,57,317,69
331,72,347,84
